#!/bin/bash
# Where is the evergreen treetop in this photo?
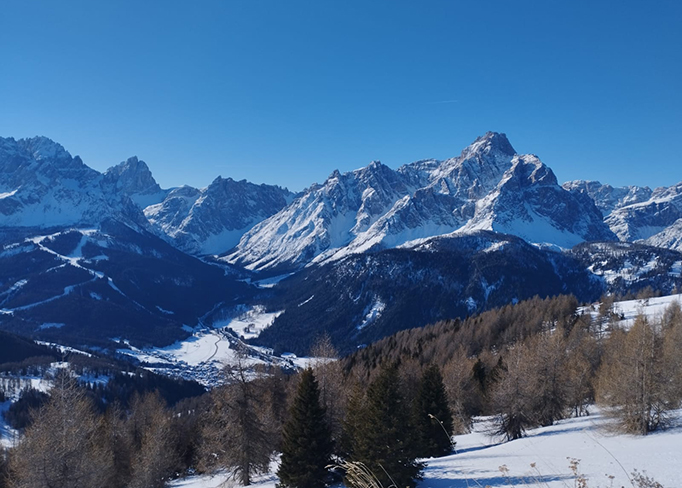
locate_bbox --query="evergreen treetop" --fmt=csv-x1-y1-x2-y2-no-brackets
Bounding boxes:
278,368,333,488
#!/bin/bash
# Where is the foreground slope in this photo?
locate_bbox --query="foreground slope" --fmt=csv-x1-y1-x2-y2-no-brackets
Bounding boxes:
169,409,682,488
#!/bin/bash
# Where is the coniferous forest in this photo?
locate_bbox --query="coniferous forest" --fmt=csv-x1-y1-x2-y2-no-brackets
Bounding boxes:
1,293,682,487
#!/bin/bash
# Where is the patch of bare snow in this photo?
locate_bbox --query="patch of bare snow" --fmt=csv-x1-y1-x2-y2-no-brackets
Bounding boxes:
356,300,386,331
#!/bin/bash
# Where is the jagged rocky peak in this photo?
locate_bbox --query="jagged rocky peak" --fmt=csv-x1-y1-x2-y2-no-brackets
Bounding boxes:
431,132,519,200
505,155,558,188
562,180,653,216
461,131,516,160
0,135,95,185
16,136,72,162
103,156,165,208
105,156,161,193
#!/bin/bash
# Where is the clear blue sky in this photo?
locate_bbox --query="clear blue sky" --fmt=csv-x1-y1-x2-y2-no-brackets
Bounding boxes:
1,1,680,192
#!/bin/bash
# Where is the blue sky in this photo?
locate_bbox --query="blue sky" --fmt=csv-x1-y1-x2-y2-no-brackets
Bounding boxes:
1,1,680,191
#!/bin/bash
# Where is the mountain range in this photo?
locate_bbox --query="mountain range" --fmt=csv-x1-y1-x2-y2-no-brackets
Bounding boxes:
1,133,681,355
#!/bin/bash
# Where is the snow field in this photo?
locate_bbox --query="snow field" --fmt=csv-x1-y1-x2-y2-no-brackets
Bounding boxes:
171,408,682,488
581,293,682,330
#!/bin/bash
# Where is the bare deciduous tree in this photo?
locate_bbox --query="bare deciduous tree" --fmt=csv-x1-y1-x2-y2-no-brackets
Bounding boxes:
200,349,272,485
8,370,114,488
126,392,177,488
597,315,673,434
309,334,346,444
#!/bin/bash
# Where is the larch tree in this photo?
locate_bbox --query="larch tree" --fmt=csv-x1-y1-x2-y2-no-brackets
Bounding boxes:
8,369,115,488
201,350,273,486
491,346,535,440
126,392,178,488
309,334,346,445
597,315,670,434
524,331,569,427
278,368,333,488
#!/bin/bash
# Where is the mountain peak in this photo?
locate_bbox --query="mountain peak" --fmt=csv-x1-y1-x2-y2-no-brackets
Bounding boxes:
462,132,516,159
104,156,162,200
17,136,72,162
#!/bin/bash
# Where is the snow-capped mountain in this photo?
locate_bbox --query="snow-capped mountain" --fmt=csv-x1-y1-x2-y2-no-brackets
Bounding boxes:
103,156,167,208
144,177,295,255
562,180,652,217
562,179,682,252
227,132,616,272
603,182,682,243
0,137,147,228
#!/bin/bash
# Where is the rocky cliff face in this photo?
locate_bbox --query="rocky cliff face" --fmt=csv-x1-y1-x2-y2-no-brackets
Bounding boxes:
227,132,616,272
0,136,147,228
562,180,652,216
604,183,682,242
144,176,295,255
103,156,166,208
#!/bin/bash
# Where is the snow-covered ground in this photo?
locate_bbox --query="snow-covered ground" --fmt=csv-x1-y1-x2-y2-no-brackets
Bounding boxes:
116,320,297,387
423,409,682,487
212,306,284,340
116,329,270,387
171,408,682,488
581,293,682,329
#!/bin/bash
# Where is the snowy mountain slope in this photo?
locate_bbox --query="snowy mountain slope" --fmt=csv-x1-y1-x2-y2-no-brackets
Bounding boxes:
227,132,616,272
604,182,682,242
562,179,652,216
568,241,682,296
0,137,147,228
248,233,682,355
645,217,682,252
144,177,294,255
461,155,615,248
0,135,297,257
227,160,420,271
0,221,255,348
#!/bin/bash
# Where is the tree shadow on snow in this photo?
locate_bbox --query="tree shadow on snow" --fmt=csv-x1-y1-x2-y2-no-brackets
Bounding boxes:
419,473,572,488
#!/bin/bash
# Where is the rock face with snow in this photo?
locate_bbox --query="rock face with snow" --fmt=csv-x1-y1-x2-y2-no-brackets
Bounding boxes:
228,132,616,272
0,137,147,228
603,183,682,243
563,179,682,252
644,218,682,252
562,180,652,217
144,177,295,255
103,156,167,208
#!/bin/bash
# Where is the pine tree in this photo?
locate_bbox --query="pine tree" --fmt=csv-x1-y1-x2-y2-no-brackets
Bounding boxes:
346,365,424,488
413,365,454,457
278,368,333,488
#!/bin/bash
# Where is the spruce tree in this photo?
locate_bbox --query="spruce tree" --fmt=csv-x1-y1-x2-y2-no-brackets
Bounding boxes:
347,365,424,488
413,364,454,458
278,368,333,488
